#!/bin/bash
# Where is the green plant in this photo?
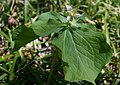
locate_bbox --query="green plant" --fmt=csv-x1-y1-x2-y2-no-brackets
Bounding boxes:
12,11,112,85
1,0,120,85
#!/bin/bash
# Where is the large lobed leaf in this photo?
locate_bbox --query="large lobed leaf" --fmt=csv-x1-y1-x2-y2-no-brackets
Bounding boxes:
12,12,66,51
52,29,112,84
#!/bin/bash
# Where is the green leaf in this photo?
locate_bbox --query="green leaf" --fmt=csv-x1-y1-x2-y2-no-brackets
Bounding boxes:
31,19,65,36
38,11,66,23
12,25,39,51
52,29,112,84
71,19,96,32
13,19,65,51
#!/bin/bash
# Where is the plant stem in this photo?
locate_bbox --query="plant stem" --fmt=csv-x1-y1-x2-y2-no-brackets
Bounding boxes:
47,53,56,85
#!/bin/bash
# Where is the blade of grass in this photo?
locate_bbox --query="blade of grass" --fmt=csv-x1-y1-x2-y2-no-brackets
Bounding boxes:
0,54,13,62
24,0,29,22
0,66,9,74
111,42,118,57
5,26,15,49
117,28,120,38
0,30,10,41
103,10,110,45
9,53,18,81
0,73,8,80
